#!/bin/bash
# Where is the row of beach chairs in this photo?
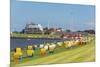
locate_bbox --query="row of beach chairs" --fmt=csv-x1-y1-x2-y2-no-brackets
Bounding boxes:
13,36,94,62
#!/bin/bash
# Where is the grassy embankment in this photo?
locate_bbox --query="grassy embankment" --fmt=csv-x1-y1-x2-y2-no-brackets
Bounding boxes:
10,33,60,38
11,38,95,67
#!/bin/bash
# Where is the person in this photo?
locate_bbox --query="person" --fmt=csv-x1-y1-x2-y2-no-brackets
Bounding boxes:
14,48,23,62
26,45,34,58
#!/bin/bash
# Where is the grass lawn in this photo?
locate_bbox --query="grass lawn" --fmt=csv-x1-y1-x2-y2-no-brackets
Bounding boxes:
11,33,60,38
11,38,95,67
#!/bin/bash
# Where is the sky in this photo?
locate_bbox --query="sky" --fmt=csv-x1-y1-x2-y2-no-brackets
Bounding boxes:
11,0,95,32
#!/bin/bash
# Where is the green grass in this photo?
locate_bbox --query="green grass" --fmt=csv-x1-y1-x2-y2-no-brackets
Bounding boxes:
11,33,60,38
11,39,95,67
11,33,44,38
10,45,67,64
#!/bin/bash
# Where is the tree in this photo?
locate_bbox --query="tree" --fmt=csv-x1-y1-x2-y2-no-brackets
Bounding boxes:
20,29,25,33
84,30,95,34
66,29,71,32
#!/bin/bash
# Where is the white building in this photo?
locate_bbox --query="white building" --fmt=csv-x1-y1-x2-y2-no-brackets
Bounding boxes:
23,23,43,34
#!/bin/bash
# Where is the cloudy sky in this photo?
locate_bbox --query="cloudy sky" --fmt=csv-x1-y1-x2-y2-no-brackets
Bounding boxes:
11,0,95,32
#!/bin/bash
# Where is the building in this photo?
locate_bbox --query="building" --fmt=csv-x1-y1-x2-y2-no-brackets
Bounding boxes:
23,23,43,34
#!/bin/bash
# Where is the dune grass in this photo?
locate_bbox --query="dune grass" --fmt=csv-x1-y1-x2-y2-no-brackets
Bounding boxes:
11,33,59,38
11,38,95,67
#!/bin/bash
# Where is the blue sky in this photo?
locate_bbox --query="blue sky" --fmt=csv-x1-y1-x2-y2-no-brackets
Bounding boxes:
11,0,95,32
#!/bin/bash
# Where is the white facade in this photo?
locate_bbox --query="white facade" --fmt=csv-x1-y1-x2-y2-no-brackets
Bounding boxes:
24,23,43,34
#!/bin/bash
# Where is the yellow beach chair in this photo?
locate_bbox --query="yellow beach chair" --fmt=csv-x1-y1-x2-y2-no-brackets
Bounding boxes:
27,45,34,57
65,41,69,48
14,48,23,62
28,45,33,50
40,48,46,57
72,40,76,47
27,50,34,57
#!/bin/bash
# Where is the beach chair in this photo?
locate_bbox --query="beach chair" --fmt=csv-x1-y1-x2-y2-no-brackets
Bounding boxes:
34,45,38,50
27,50,34,58
14,48,23,62
40,48,46,57
44,45,49,51
28,45,33,50
65,41,69,48
57,42,63,47
72,40,76,47
68,41,72,48
27,45,34,58
75,39,79,48
39,44,44,48
48,45,55,53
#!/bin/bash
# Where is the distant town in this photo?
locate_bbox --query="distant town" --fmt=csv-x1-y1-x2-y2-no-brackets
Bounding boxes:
11,22,95,38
